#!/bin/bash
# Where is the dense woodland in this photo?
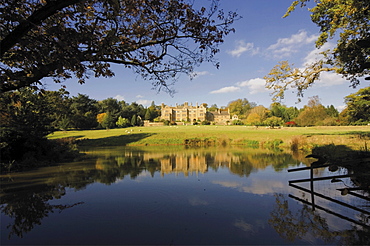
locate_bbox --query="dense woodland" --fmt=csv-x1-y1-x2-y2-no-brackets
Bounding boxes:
1,86,369,131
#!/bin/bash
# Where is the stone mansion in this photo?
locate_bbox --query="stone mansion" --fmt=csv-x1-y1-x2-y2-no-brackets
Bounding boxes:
160,102,237,125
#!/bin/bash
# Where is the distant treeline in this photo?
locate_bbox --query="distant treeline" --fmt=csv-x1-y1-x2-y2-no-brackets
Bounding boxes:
1,87,369,169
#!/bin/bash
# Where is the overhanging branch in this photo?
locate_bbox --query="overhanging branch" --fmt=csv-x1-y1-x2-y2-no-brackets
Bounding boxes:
1,0,85,57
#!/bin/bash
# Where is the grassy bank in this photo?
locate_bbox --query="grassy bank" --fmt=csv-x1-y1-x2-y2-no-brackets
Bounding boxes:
48,125,370,150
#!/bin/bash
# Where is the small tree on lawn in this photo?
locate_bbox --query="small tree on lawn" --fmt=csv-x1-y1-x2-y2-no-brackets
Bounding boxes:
116,116,130,128
263,116,284,128
97,113,107,127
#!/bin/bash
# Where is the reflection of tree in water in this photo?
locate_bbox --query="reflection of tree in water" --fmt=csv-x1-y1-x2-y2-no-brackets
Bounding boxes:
269,193,370,245
228,152,299,177
0,183,83,239
0,152,161,239
0,147,304,239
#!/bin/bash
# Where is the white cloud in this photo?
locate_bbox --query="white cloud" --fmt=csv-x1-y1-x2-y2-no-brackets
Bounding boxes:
114,95,125,101
136,94,144,98
267,30,318,58
209,78,268,95
228,40,259,57
237,78,268,94
315,72,347,87
303,42,334,65
190,70,211,79
136,99,151,106
210,86,240,94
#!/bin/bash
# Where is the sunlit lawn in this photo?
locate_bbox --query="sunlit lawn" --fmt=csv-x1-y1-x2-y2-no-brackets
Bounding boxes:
48,125,370,149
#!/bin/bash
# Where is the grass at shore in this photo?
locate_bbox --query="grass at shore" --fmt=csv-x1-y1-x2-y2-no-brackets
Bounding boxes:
48,125,370,150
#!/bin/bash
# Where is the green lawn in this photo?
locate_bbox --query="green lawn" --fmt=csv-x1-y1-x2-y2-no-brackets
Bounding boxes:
48,125,370,150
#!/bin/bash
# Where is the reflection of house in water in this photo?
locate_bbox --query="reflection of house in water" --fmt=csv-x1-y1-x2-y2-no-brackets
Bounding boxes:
160,154,208,176
95,149,284,177
139,151,242,176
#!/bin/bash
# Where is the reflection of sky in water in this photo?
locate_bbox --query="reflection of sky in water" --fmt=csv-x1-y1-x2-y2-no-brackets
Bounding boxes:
1,146,369,245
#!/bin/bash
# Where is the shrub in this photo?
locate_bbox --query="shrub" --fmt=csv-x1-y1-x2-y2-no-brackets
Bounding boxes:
263,139,283,149
285,121,297,127
1,137,81,173
163,120,170,126
232,120,244,125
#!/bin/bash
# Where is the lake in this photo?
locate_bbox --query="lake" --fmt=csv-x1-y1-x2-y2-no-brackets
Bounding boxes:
1,146,369,245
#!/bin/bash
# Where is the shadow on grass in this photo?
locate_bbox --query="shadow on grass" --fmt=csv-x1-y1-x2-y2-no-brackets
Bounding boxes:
305,131,370,139
59,135,85,139
77,133,155,146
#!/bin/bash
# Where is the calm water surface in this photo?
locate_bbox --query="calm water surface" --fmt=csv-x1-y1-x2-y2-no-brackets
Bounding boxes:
1,146,369,245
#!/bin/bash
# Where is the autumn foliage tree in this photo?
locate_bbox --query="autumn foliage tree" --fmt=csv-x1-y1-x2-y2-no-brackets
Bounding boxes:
227,98,256,118
265,0,370,101
0,0,237,94
294,96,331,126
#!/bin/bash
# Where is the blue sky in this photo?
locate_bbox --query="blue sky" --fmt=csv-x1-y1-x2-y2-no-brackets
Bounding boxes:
44,0,369,110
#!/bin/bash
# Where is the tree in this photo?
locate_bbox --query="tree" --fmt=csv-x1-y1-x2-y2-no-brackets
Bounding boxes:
116,116,130,128
249,105,269,121
101,112,116,129
144,108,152,121
149,101,161,120
96,113,107,127
294,96,330,126
98,98,121,115
121,102,145,120
0,0,238,93
131,114,137,126
263,116,284,128
208,104,218,112
136,115,143,126
265,0,370,101
270,102,296,123
285,106,300,122
227,98,256,118
343,86,370,124
70,94,99,129
42,89,72,130
98,97,121,127
326,105,339,118
246,112,262,126
264,61,334,102
0,88,55,162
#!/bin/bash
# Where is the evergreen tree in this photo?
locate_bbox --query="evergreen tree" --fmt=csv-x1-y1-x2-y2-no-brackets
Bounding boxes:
145,108,152,121
131,115,137,126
